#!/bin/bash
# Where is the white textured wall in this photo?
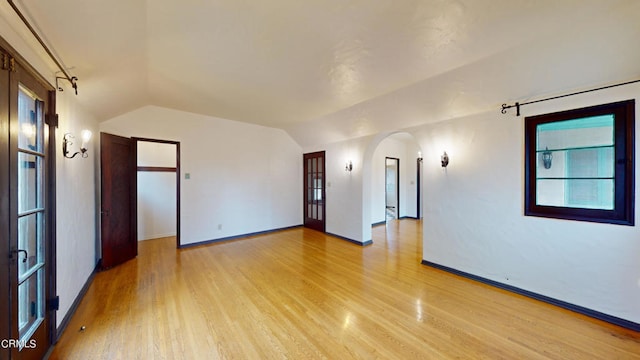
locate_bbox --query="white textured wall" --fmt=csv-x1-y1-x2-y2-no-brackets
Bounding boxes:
414,83,640,324
138,141,176,167
55,93,99,328
101,106,303,245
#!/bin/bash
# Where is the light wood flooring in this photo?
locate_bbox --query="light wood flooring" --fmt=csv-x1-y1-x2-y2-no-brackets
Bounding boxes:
49,220,640,359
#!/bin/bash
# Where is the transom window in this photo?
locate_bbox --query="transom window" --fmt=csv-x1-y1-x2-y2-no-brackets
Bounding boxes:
524,100,635,225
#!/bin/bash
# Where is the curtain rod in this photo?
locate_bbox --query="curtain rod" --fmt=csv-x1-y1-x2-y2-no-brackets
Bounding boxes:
7,0,78,94
501,78,640,116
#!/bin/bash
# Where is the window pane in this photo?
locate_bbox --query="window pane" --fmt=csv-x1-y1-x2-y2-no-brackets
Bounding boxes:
18,212,45,280
536,179,614,209
18,85,43,152
537,115,614,150
567,147,614,178
535,114,615,210
18,152,43,212
19,269,45,343
536,147,614,179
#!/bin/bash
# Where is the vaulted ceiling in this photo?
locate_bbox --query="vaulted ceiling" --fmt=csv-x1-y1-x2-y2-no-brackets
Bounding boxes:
2,0,639,145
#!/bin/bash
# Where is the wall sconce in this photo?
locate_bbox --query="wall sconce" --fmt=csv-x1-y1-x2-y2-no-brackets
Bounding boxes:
441,151,449,167
345,160,353,172
63,130,92,159
541,147,553,169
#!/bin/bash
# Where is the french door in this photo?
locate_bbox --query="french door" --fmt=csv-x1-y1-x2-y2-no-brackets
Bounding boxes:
303,151,325,232
1,45,55,360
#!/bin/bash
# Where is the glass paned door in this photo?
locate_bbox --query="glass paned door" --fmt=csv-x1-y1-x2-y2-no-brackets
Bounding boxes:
16,84,46,346
1,49,53,360
303,151,325,232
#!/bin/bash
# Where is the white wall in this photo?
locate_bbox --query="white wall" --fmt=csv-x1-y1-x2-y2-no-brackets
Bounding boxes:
137,172,177,241
101,106,302,246
55,91,99,328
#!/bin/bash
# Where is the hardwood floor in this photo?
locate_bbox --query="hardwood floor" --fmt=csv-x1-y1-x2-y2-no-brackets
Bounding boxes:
49,220,640,359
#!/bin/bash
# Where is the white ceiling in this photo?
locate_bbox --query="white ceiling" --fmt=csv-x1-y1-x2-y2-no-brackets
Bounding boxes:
3,0,639,144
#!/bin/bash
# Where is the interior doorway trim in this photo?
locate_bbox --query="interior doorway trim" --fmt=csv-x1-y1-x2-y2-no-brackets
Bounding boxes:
133,137,181,248
385,157,400,221
417,157,423,219
303,151,326,232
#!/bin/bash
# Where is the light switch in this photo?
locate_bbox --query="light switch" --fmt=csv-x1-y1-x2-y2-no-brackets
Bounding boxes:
185,173,191,180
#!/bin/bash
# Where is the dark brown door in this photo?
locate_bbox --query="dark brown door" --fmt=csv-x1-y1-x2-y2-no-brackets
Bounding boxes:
303,151,325,232
100,132,137,269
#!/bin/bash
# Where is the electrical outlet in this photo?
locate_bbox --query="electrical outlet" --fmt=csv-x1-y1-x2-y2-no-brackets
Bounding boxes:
218,224,222,230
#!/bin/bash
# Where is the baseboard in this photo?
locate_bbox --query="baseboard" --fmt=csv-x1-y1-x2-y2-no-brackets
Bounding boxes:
422,260,640,332
326,232,373,246
179,225,303,248
373,217,419,227
139,232,177,241
55,263,99,342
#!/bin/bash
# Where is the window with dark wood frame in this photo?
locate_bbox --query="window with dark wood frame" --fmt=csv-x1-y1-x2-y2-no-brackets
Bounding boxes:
524,99,635,225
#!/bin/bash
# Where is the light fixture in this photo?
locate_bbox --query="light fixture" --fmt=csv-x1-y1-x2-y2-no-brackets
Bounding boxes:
345,160,353,172
441,151,449,168
417,151,423,162
541,147,553,169
63,130,92,159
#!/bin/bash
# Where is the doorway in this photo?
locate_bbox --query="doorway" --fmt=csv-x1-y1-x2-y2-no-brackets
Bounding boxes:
303,151,326,232
385,157,400,221
135,138,180,248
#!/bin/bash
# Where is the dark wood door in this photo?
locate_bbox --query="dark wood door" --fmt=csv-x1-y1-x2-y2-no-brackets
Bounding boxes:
100,132,137,269
303,151,325,232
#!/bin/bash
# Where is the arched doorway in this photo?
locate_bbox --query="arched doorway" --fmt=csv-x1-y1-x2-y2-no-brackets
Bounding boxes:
361,131,423,243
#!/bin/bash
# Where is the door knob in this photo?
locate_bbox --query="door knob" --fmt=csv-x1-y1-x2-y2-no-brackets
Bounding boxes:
9,249,28,263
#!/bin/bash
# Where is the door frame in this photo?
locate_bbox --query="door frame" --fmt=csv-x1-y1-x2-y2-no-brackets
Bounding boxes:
417,157,422,219
385,157,400,220
303,151,326,232
133,137,181,248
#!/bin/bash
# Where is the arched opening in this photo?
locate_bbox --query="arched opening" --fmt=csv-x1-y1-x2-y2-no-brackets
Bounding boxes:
361,131,423,244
